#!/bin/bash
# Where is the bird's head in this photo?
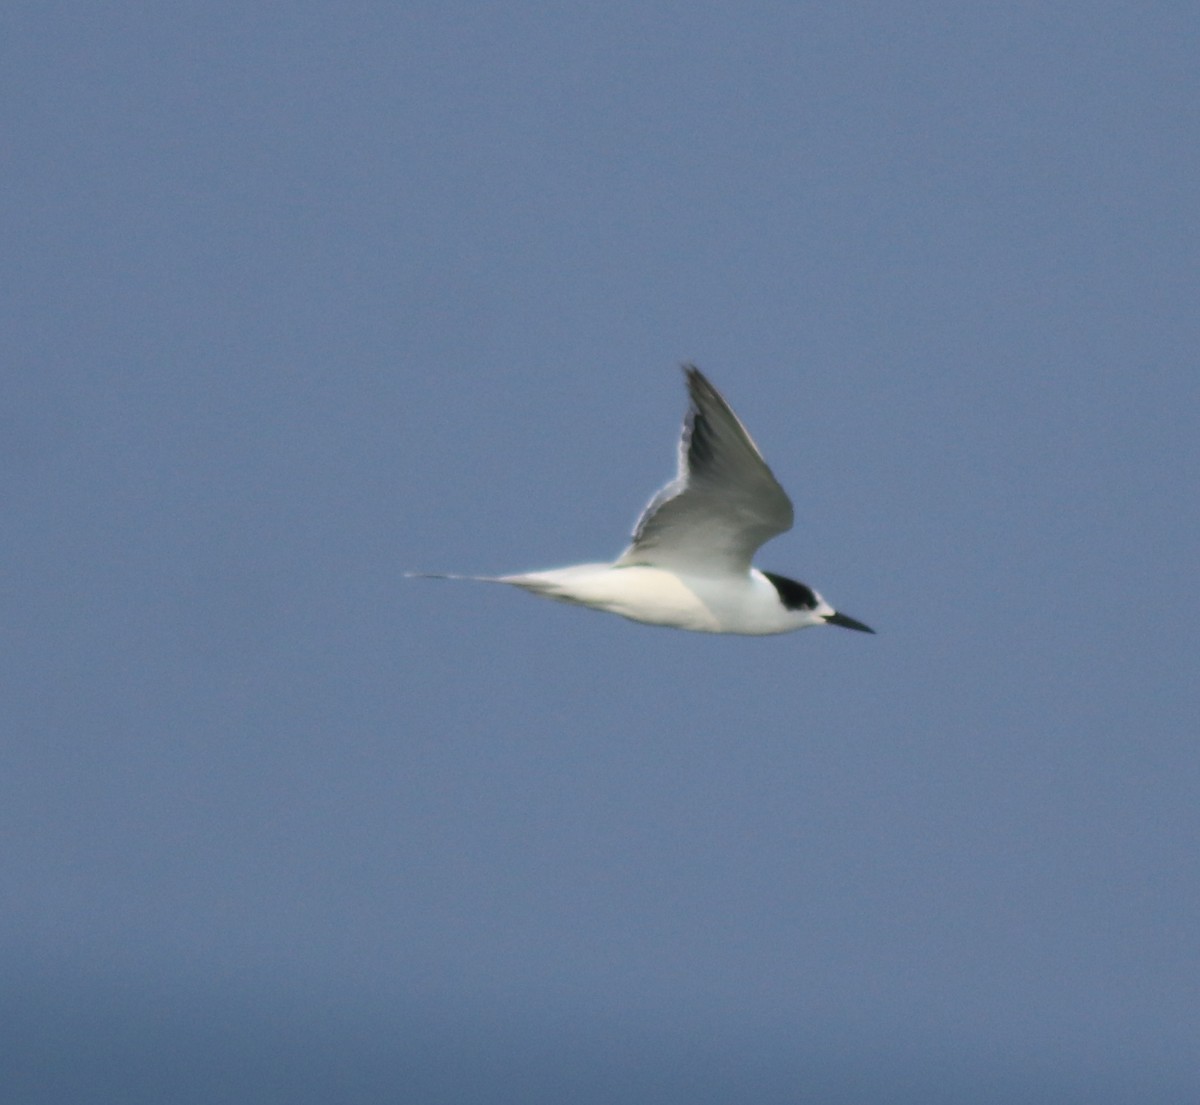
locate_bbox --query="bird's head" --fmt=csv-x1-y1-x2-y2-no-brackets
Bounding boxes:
761,570,875,634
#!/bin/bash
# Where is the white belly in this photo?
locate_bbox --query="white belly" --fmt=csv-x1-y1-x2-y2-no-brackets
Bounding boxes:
499,564,801,635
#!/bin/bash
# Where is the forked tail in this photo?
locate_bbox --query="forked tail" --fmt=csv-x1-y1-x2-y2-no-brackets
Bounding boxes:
405,572,517,584
405,571,562,595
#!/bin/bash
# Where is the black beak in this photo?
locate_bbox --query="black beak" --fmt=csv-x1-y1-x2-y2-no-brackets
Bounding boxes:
825,610,875,634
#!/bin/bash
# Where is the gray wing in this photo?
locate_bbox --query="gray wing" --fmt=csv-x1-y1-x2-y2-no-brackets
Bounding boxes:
616,365,794,575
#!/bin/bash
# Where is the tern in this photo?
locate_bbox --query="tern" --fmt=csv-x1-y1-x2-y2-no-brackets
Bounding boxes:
410,366,874,636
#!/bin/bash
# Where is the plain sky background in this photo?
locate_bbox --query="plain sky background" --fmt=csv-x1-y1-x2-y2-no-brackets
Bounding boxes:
5,3,1198,1102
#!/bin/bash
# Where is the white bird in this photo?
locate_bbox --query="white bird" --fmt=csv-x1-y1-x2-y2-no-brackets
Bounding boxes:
410,366,874,636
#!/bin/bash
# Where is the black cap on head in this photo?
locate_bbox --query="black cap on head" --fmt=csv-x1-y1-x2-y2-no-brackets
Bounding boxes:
761,571,817,611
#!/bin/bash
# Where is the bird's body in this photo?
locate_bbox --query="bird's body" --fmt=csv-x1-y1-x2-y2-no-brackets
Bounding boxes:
412,366,873,637
491,565,826,635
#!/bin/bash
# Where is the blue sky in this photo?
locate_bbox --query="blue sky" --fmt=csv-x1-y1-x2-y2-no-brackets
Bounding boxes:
5,3,1198,1102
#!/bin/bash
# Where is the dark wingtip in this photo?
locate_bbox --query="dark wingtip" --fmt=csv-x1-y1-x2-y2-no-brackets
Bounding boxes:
680,364,720,409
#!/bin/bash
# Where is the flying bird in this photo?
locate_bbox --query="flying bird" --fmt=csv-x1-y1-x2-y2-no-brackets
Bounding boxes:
410,366,873,636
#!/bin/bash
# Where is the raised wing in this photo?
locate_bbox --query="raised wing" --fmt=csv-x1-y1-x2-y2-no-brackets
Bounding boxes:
616,366,794,575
